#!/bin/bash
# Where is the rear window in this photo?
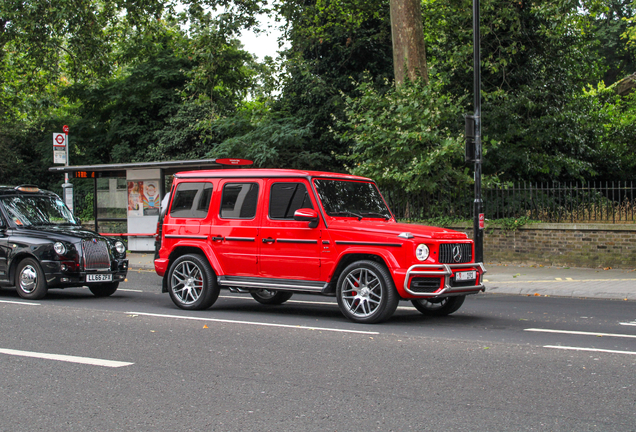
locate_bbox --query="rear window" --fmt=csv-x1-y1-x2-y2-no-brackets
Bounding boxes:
169,183,213,218
220,183,259,219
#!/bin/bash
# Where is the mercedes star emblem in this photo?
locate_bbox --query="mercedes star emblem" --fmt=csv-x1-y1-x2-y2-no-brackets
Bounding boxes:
452,245,462,263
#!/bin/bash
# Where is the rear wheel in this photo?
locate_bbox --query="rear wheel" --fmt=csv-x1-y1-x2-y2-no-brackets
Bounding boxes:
336,260,399,324
89,282,119,297
167,254,219,310
411,295,466,316
250,289,293,305
16,258,48,300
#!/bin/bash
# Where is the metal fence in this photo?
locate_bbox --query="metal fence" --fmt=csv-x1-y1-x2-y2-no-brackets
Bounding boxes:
382,181,636,224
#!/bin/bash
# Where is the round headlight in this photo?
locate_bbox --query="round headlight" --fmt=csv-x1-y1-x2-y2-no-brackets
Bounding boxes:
415,244,430,261
53,242,66,255
115,241,126,254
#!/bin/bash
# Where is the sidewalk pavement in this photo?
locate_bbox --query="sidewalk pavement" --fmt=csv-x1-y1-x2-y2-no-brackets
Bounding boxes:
127,253,636,301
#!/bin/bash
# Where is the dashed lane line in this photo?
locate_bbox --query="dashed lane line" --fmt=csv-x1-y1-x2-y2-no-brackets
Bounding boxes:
620,322,636,326
544,345,636,356
125,311,380,335
525,328,636,339
0,348,133,367
0,299,40,306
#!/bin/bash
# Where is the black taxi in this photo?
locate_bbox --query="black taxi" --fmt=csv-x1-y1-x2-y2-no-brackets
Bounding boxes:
0,185,128,299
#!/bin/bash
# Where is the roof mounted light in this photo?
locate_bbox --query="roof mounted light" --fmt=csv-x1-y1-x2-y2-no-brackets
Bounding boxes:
215,158,253,166
15,185,40,193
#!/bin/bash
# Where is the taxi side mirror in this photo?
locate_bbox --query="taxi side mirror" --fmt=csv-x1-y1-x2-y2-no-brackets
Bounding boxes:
294,208,319,228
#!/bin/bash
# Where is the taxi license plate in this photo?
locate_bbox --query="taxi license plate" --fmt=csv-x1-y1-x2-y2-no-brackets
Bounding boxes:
455,271,476,281
86,274,112,282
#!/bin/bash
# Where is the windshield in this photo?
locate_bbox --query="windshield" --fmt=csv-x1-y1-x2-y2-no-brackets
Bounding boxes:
1,195,78,226
313,179,392,220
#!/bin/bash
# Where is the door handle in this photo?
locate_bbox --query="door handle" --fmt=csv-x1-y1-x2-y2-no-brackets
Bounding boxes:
211,235,224,241
262,237,275,244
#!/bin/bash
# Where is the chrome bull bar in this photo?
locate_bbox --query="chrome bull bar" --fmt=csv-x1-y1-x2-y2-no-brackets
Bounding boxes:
404,263,487,297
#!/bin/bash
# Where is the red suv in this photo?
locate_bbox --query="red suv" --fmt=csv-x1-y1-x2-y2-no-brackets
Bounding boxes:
154,169,485,323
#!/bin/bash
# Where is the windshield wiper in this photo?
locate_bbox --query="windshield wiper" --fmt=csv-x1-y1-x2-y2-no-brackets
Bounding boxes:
330,211,363,220
360,212,391,221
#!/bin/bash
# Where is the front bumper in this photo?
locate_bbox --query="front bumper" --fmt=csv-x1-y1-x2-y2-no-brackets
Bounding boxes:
41,259,129,288
403,263,486,297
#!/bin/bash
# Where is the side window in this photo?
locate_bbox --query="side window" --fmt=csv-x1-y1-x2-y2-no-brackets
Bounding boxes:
269,182,314,219
220,183,259,219
169,183,213,218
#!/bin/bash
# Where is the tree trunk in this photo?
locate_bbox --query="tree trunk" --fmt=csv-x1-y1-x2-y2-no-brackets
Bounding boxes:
390,0,428,85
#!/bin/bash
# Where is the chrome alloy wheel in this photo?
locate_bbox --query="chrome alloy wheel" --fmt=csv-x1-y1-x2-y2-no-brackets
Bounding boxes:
341,267,383,318
19,265,38,294
170,260,204,305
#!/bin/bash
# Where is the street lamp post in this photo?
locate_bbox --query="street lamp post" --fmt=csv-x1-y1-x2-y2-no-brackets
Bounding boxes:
472,0,484,262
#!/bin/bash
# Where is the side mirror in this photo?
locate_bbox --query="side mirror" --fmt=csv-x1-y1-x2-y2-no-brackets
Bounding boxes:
294,208,319,228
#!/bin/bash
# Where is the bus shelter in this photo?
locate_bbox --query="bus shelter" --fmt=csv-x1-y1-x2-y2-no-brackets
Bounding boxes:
49,159,251,251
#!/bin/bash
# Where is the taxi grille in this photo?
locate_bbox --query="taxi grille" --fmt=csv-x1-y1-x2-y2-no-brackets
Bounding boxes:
439,243,472,264
82,239,111,271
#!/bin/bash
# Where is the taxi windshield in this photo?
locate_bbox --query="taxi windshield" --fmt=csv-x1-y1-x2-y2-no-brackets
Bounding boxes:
0,195,78,226
313,179,392,220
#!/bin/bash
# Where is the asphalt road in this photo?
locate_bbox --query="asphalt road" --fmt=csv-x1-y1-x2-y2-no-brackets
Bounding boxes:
0,270,635,431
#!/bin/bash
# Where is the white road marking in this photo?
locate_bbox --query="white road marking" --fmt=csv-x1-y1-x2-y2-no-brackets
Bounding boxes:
526,328,636,339
0,299,40,306
126,311,380,335
218,295,417,310
0,348,133,367
119,288,143,292
620,322,636,327
544,345,636,356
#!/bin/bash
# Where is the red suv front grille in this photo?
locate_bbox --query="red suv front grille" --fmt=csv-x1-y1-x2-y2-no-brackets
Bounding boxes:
438,243,472,264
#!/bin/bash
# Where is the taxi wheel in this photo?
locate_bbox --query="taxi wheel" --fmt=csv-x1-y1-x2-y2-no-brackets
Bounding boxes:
89,282,119,297
336,260,399,324
411,295,466,316
167,254,219,310
250,289,293,305
16,258,48,300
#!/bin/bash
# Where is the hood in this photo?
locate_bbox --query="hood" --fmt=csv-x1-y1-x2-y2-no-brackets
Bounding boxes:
326,219,468,240
12,225,109,243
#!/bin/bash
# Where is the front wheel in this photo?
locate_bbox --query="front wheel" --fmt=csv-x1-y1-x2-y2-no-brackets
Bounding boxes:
411,295,466,316
16,258,48,300
167,254,219,310
250,289,293,305
336,260,399,324
89,282,119,297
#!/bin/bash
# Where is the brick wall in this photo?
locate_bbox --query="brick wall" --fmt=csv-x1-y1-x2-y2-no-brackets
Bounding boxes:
447,223,636,269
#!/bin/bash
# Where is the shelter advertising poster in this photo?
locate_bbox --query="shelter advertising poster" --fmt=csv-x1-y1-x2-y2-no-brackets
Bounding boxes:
142,181,160,216
127,180,161,217
127,181,144,217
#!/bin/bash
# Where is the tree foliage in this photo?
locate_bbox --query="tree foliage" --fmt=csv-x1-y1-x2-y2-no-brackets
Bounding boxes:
0,0,635,197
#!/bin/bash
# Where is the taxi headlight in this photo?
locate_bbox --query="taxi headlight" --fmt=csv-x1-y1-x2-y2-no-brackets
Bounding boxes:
53,242,66,255
115,241,126,254
415,244,429,261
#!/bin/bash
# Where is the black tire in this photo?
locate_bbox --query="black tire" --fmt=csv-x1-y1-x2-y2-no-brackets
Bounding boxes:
89,282,119,297
167,254,219,310
411,295,466,317
16,258,48,300
336,260,399,324
250,289,293,305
